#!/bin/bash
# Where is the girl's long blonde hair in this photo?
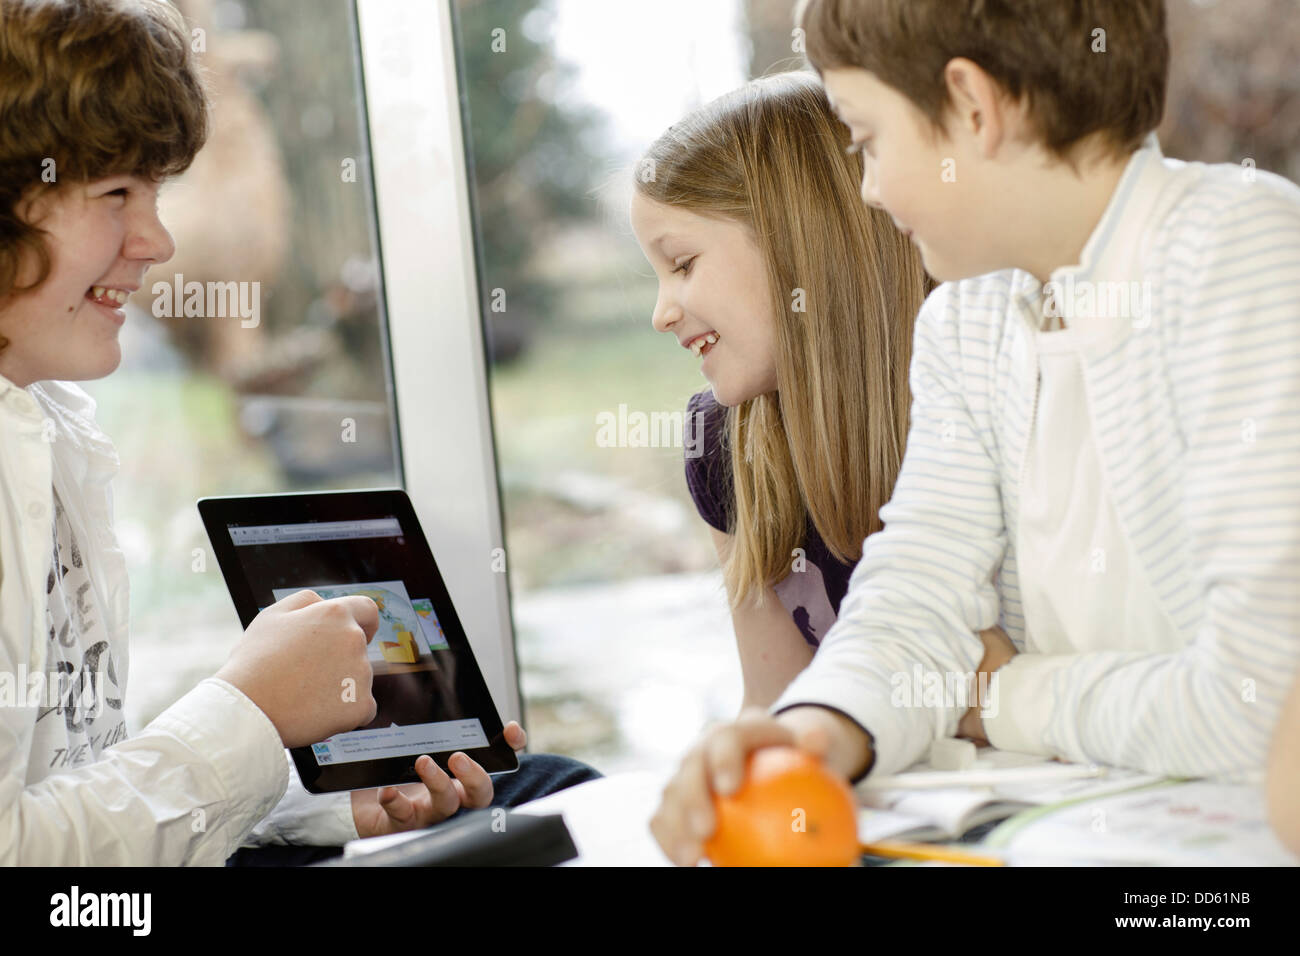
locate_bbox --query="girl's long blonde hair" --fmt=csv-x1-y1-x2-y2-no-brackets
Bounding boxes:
635,71,933,609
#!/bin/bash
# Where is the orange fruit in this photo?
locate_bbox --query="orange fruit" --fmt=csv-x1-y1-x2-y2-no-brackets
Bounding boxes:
703,746,859,867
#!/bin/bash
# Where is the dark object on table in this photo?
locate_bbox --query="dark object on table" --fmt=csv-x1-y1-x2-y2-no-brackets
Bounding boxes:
312,810,577,867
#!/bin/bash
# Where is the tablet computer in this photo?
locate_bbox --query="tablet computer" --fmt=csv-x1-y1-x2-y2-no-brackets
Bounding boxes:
197,488,518,793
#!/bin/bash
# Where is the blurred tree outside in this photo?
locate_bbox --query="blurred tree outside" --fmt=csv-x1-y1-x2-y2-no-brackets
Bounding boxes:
454,0,612,364
1161,0,1300,180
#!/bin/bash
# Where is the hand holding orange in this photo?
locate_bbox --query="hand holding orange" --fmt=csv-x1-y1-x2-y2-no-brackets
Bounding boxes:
702,745,859,867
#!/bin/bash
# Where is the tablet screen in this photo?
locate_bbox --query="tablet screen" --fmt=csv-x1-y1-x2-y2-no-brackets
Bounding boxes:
199,490,517,792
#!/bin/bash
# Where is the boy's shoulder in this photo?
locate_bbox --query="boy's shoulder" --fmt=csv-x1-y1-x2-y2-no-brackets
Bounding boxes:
916,269,1033,348
1147,153,1300,262
25,380,119,471
918,149,1300,334
26,380,101,435
1159,152,1300,205
922,269,1030,315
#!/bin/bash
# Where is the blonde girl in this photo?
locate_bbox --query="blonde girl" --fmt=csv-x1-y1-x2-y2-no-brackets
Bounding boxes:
629,71,933,709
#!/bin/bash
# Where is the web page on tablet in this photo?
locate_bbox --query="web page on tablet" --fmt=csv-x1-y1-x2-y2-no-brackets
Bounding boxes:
227,516,490,767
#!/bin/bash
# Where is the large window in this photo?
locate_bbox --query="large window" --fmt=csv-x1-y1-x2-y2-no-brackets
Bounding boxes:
87,0,400,731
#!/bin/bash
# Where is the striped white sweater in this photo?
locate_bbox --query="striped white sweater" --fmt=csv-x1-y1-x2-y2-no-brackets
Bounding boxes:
773,141,1300,783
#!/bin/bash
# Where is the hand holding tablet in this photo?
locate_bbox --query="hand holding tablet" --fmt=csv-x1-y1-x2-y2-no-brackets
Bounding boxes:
199,488,520,793
351,720,528,837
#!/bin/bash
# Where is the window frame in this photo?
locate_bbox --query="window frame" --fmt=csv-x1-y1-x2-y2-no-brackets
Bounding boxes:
355,0,520,724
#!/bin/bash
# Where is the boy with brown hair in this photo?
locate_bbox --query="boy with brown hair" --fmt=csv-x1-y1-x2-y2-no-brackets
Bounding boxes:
652,0,1300,865
0,0,391,865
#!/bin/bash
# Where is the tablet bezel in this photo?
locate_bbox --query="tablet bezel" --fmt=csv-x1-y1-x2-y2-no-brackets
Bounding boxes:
198,487,519,793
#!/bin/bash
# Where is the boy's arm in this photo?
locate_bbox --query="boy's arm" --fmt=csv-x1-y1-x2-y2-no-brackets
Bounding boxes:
772,282,1008,779
238,753,359,848
1,675,290,866
983,184,1300,779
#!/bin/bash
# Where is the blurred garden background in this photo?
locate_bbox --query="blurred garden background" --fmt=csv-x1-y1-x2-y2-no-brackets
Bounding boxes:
85,0,1299,778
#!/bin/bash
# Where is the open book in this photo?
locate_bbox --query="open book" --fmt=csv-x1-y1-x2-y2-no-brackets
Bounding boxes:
857,749,1163,843
982,778,1299,866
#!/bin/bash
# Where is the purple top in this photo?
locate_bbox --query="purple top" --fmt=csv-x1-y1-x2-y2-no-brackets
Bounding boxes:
684,389,856,648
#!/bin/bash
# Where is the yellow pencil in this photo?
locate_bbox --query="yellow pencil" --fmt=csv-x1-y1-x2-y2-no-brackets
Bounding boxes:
859,840,1006,866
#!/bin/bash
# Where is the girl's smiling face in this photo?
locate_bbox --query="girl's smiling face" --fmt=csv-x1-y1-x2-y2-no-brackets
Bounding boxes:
629,192,778,407
0,174,175,387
